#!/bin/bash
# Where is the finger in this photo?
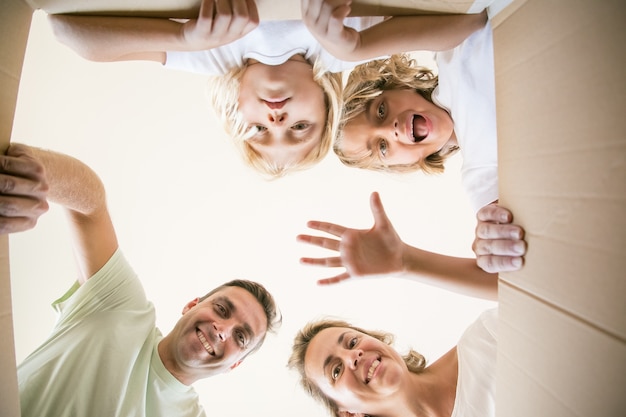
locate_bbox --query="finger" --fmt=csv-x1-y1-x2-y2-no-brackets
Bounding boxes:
476,203,512,223
297,234,341,251
212,0,233,32
299,256,343,267
0,173,48,199
369,192,392,228
473,238,527,256
0,195,49,218
244,0,259,27
198,0,216,22
476,221,524,240
0,153,45,181
476,255,524,274
0,216,40,235
305,220,347,237
318,272,350,285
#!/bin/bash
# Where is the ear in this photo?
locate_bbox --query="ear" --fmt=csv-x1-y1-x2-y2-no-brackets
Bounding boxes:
229,360,243,370
182,298,200,315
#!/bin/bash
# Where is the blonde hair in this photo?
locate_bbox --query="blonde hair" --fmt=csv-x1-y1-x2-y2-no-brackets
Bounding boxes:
208,58,343,179
337,53,460,175
288,318,426,417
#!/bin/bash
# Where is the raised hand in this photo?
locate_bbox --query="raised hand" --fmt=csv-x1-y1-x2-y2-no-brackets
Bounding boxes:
0,144,49,234
300,0,361,61
472,203,526,273
182,0,259,50
297,192,405,285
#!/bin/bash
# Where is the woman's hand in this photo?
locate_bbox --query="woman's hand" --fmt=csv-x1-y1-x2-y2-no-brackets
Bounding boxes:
472,203,526,273
297,192,405,284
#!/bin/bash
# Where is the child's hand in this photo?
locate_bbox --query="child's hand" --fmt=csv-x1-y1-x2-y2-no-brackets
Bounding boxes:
0,144,49,234
297,192,405,285
472,203,526,273
301,0,361,61
181,0,259,50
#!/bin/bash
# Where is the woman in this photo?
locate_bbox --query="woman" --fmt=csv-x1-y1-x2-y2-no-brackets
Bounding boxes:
289,308,497,417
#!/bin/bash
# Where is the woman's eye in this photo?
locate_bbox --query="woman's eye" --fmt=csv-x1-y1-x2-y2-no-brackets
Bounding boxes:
348,337,358,349
379,139,388,157
332,364,342,380
255,125,267,133
292,122,310,131
377,102,386,119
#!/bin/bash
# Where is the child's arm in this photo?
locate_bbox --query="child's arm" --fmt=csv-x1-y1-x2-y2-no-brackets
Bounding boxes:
297,192,499,301
301,0,487,61
48,0,258,63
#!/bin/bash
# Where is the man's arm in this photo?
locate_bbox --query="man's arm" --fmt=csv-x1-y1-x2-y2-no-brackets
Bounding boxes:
302,0,488,61
48,0,259,63
2,144,118,284
297,192,498,301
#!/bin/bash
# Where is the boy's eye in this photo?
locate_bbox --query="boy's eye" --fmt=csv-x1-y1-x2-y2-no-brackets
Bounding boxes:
292,122,310,130
377,102,386,119
379,139,388,157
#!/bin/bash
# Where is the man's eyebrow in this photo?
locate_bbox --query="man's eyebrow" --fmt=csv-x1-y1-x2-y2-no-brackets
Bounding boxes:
322,331,348,373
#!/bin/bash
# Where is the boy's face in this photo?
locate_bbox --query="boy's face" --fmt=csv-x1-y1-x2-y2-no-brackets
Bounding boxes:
238,56,326,168
341,89,456,167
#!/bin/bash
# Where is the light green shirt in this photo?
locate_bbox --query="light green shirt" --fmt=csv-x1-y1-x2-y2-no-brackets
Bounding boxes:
18,249,206,417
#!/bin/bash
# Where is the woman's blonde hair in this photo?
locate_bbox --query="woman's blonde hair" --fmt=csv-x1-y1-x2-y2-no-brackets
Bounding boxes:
337,53,459,175
287,318,426,417
207,58,343,179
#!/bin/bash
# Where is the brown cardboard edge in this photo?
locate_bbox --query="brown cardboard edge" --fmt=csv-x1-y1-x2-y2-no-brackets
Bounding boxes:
0,0,34,415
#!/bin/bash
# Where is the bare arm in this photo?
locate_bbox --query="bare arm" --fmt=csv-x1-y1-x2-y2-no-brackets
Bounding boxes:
48,0,259,63
27,145,118,284
297,192,498,301
301,0,488,61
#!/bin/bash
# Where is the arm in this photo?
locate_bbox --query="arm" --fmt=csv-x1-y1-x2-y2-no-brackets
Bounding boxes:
48,0,259,63
297,192,498,301
472,203,526,273
301,0,488,61
10,144,118,284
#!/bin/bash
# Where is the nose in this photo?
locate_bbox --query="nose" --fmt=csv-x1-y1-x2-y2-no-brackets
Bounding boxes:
267,111,286,124
377,119,401,142
213,321,231,342
347,349,363,370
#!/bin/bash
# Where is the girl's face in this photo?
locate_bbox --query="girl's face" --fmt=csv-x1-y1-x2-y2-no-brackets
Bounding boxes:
341,89,456,166
238,56,326,168
304,326,408,414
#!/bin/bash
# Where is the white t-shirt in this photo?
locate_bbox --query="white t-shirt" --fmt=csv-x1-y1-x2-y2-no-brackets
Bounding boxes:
452,308,498,417
432,21,499,213
17,249,205,417
165,17,385,74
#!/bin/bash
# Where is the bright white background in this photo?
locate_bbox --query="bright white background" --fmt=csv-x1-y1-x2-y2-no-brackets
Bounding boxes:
10,11,495,416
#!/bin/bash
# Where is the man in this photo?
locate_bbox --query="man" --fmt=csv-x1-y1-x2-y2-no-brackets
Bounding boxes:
0,143,281,416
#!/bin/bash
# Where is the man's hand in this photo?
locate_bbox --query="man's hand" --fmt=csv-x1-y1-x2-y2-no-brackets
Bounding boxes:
297,192,405,284
181,0,259,50
472,203,526,273
0,144,49,234
301,0,361,61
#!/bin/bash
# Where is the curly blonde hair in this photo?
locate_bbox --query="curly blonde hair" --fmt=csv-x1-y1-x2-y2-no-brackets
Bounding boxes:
337,53,459,175
287,318,426,417
207,58,343,179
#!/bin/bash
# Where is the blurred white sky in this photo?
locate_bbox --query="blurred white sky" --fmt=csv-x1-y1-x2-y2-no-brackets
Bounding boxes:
10,11,495,417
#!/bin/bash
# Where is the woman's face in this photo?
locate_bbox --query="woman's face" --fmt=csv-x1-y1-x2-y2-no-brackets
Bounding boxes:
304,326,408,414
238,56,327,168
341,89,456,166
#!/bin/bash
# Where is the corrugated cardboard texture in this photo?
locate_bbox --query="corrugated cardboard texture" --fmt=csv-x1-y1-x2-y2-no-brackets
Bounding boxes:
0,0,33,415
498,283,626,416
28,0,486,19
495,0,626,339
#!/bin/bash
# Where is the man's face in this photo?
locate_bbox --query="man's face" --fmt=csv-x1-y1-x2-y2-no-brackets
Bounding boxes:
169,286,268,379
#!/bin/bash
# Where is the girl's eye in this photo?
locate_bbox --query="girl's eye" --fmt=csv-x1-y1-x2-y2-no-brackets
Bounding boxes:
379,139,388,157
377,102,386,119
332,363,342,380
255,125,267,133
292,122,310,130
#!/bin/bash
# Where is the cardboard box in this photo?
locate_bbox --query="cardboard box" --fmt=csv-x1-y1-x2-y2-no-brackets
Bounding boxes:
1,1,624,416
